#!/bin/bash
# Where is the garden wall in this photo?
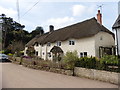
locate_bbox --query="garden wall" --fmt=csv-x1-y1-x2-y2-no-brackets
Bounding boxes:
74,67,119,84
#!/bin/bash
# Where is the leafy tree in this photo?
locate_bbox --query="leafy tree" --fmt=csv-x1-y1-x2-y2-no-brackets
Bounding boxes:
63,51,79,70
30,26,44,38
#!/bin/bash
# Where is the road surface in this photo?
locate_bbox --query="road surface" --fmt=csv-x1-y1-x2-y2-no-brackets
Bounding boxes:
1,63,118,88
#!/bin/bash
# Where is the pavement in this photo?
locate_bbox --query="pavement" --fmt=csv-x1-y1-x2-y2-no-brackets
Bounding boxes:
0,63,118,88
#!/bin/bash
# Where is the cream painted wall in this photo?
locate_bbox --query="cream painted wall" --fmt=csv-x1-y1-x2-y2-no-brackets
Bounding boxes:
24,47,28,56
40,36,95,60
95,31,115,57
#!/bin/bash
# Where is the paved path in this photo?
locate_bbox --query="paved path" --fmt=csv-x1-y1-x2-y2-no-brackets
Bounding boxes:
1,63,118,88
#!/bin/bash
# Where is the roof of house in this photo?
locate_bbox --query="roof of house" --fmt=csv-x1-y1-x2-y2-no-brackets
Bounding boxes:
112,15,120,29
26,17,114,47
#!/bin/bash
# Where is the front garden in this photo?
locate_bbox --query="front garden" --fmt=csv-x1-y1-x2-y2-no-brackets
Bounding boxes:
9,51,119,73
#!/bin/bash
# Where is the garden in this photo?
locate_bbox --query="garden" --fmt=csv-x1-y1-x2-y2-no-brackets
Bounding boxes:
9,50,119,74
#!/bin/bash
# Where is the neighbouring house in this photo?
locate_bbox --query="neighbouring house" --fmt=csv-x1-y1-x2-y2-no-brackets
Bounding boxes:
112,1,120,56
24,10,115,61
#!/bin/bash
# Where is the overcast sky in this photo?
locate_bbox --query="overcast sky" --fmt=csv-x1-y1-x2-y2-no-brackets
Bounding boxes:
0,0,119,32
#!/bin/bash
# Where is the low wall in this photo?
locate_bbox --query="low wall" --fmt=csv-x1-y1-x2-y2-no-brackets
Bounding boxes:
74,67,119,84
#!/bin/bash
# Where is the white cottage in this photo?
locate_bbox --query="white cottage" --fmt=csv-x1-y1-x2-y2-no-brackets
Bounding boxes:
25,10,115,61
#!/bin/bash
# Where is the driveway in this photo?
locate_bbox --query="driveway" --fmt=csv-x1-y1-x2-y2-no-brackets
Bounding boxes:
1,63,118,88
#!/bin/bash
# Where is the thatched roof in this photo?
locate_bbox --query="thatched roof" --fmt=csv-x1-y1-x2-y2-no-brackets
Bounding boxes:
26,17,114,47
112,15,120,29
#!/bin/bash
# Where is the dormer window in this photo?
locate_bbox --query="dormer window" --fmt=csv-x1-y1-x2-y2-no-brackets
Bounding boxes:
69,40,75,45
47,42,51,46
57,41,61,46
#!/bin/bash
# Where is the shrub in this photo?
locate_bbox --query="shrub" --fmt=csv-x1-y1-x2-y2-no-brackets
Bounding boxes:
63,51,79,70
8,53,13,56
75,57,98,69
100,55,118,66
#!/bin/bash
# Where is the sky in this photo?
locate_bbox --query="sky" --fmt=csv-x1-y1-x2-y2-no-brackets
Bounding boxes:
0,0,119,32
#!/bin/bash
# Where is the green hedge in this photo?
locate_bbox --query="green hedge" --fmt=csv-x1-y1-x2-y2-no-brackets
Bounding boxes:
75,56,119,73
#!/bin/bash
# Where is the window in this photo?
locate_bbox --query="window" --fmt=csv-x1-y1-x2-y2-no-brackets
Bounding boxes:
36,51,38,56
80,53,83,57
48,52,51,57
84,52,87,57
80,52,87,57
57,41,61,46
69,40,75,45
47,42,51,46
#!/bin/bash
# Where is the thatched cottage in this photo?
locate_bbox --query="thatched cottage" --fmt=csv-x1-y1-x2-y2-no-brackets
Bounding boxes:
24,10,115,61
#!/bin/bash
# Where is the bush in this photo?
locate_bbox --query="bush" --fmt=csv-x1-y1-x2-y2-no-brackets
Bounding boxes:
8,53,13,56
75,57,98,69
63,51,79,70
100,55,118,66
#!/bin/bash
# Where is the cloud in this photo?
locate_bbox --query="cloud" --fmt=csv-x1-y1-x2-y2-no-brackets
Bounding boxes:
72,4,96,17
0,6,17,18
47,17,74,25
72,5,86,16
42,16,75,32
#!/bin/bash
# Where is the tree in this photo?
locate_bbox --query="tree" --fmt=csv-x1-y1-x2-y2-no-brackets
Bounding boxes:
30,26,44,38
0,14,25,49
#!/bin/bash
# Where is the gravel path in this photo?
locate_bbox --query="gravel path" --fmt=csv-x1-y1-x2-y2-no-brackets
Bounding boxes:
1,63,118,88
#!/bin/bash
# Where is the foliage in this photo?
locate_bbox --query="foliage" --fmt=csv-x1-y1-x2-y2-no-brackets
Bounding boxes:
26,46,35,57
8,53,13,56
75,55,119,72
100,55,118,66
1,14,44,56
63,51,79,70
75,57,97,69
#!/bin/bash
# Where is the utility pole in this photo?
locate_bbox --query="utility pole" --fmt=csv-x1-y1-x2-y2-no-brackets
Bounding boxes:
16,0,20,23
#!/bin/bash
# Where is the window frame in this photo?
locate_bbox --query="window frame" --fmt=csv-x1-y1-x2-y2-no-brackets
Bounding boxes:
69,40,75,45
57,41,61,46
47,42,51,46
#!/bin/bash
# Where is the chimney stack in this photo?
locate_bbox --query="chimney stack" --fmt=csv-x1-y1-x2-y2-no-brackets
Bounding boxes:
97,10,102,25
49,25,54,32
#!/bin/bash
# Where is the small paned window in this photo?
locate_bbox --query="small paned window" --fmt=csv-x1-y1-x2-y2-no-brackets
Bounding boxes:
80,53,83,57
69,40,75,45
80,52,88,57
36,51,38,56
48,52,51,57
57,41,61,46
84,52,87,57
47,42,51,46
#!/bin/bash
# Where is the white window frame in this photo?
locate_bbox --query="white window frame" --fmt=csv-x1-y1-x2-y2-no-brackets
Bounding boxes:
69,40,75,45
80,52,87,57
47,42,51,46
57,41,61,46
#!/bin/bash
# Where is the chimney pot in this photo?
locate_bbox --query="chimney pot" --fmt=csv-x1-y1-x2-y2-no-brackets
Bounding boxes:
49,25,54,32
97,10,102,25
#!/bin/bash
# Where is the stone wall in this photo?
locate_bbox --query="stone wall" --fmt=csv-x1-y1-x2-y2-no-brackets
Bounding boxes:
74,67,119,84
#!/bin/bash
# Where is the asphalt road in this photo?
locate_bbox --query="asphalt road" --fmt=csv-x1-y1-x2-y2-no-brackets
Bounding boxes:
1,63,118,88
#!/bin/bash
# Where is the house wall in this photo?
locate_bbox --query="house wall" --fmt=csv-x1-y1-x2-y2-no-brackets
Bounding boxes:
24,47,28,56
39,36,95,60
95,31,115,57
116,28,120,55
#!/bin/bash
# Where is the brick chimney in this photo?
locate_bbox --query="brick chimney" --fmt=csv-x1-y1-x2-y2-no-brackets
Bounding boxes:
97,10,102,25
49,25,54,32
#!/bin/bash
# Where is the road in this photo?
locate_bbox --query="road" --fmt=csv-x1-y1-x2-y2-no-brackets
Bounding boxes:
1,63,118,88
